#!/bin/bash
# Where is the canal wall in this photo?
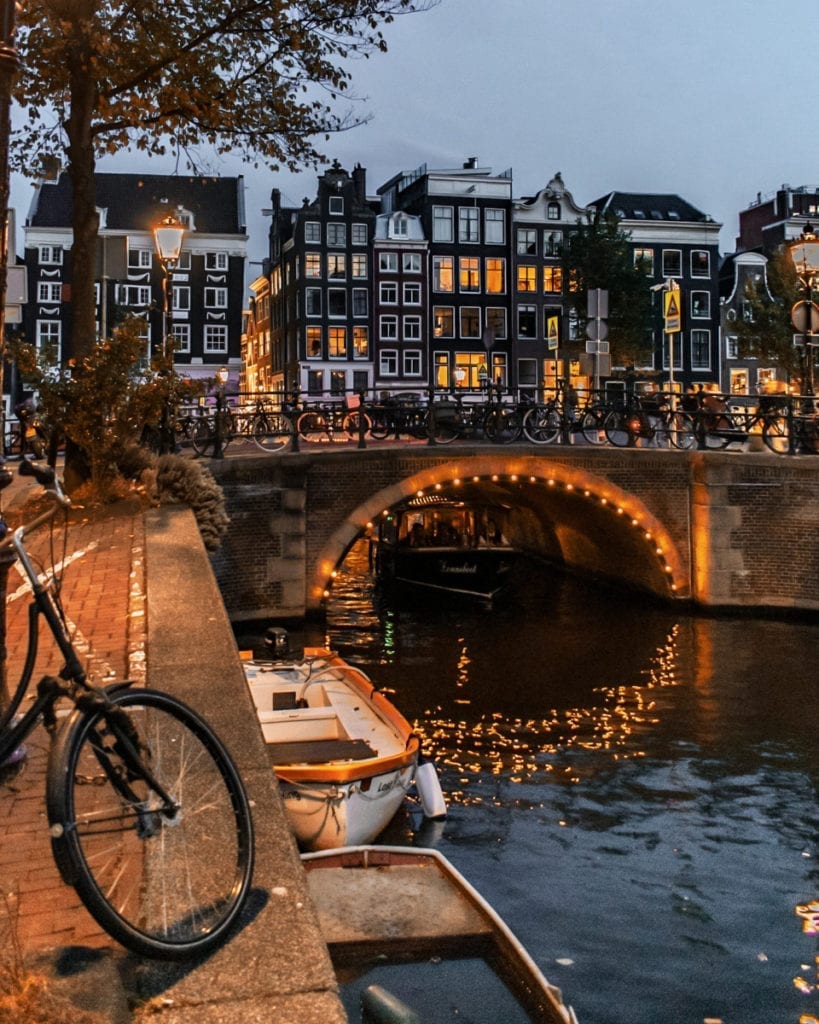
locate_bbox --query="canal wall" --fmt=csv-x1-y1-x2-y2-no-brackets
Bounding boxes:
209,447,819,619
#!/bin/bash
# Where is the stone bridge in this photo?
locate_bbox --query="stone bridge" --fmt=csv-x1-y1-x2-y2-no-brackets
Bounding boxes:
208,446,819,620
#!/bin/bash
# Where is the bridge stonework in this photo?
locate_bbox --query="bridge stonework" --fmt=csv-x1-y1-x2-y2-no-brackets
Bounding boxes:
209,448,818,621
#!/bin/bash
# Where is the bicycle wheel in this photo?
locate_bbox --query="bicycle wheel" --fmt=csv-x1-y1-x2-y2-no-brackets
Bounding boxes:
603,410,631,447
426,406,460,444
252,412,293,453
580,410,607,445
192,417,214,456
46,687,254,960
762,416,789,454
342,411,372,439
296,410,329,442
484,408,522,444
523,405,560,445
665,411,697,450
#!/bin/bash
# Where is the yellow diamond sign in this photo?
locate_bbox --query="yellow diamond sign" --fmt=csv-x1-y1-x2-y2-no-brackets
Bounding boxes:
664,286,682,333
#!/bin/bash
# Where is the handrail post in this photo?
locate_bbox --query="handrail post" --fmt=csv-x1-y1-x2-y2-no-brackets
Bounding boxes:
357,388,367,450
426,384,437,446
289,384,300,453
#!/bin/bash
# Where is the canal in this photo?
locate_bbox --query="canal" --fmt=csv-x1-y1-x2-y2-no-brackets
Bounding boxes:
239,542,818,1024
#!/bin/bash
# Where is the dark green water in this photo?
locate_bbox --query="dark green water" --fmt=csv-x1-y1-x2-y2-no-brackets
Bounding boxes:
239,544,819,1024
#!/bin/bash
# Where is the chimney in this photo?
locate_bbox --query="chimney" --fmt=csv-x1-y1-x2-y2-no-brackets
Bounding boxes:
352,164,367,204
463,157,478,170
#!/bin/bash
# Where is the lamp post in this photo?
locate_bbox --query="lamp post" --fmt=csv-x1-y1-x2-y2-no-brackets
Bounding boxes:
788,223,819,397
0,0,20,461
213,365,229,460
153,212,185,360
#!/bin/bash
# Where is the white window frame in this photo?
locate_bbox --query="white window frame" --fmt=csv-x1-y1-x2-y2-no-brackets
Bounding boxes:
484,208,505,244
690,329,711,370
203,324,228,353
329,195,344,215
379,314,398,340
205,252,228,271
379,350,399,376
351,223,368,245
171,284,190,311
517,228,536,255
432,206,453,243
352,253,368,279
204,287,228,308
327,288,347,317
119,284,150,306
352,288,368,317
128,248,152,269
39,245,63,265
305,221,321,243
327,223,346,248
37,281,62,303
403,350,422,376
691,250,710,277
35,319,61,354
380,281,398,305
459,206,479,243
662,249,682,278
379,252,398,273
403,282,422,305
305,287,322,317
403,315,422,341
691,291,710,319
171,323,190,353
403,252,422,273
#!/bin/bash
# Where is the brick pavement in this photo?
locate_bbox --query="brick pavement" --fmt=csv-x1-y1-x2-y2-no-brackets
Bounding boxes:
0,492,146,953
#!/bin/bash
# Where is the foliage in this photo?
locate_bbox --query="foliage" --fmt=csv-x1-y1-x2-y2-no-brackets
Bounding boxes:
13,0,436,360
561,211,654,368
731,246,805,382
155,454,230,551
10,318,197,498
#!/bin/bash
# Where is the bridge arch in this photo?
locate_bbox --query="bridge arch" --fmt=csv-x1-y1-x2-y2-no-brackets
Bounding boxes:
311,454,687,608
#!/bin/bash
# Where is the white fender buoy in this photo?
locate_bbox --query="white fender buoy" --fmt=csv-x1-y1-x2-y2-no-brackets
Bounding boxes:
415,757,447,820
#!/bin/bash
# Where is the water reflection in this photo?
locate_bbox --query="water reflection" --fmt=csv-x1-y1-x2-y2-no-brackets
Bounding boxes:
238,539,818,1024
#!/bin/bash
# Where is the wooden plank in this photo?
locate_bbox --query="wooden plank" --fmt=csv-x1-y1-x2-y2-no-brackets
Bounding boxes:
267,737,377,765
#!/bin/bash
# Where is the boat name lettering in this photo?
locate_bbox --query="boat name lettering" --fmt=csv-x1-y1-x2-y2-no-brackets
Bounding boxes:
438,561,478,575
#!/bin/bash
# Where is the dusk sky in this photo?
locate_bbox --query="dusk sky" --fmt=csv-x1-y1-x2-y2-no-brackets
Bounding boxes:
11,0,819,260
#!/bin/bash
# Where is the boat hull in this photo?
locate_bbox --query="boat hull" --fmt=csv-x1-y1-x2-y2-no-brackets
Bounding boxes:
377,545,515,601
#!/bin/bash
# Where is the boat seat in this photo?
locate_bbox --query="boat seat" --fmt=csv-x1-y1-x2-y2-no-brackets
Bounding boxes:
267,737,377,765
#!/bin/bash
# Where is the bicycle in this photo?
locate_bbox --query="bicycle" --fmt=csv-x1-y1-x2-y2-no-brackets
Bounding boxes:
761,405,819,454
368,393,429,441
295,398,371,443
603,393,696,450
427,384,522,445
192,404,237,456
0,460,254,959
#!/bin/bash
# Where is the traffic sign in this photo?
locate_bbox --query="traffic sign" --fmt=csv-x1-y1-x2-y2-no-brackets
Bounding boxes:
586,318,609,342
790,300,819,334
547,315,559,351
664,286,681,333
586,340,610,354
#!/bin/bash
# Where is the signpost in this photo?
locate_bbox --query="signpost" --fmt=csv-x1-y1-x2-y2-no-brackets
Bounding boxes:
662,281,681,394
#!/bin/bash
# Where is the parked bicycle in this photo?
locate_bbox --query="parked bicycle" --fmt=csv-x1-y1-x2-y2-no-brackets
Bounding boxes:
761,405,819,454
295,397,371,443
428,384,523,445
368,393,429,441
0,459,254,958
603,392,696,449
522,380,607,445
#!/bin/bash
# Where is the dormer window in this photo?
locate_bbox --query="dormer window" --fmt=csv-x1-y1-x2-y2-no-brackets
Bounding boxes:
547,201,560,221
329,196,344,215
392,214,408,238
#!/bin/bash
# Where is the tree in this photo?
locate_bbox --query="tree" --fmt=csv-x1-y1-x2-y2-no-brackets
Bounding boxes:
561,211,654,369
732,246,805,383
13,0,434,362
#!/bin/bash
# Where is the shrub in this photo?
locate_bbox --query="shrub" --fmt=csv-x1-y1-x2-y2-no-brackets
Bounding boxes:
155,454,230,551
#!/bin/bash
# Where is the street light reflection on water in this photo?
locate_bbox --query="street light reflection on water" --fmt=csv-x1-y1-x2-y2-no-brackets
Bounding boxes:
286,539,818,1024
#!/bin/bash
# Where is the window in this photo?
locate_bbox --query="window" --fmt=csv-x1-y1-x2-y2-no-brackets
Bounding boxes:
172,285,190,311
403,350,421,376
485,307,507,339
330,370,346,395
305,222,321,243
39,245,63,265
403,252,422,273
203,325,228,353
380,281,398,304
484,208,505,244
305,253,321,278
403,316,422,341
352,253,368,279
306,326,322,357
380,315,398,340
433,307,454,338
433,206,453,242
35,320,61,352
691,250,710,277
543,267,562,294
305,288,322,316
328,326,346,358
459,207,479,243
328,289,347,316
128,248,152,269
329,196,344,215
517,228,537,255
307,369,323,395
353,326,369,358
547,201,560,220
171,323,190,353
634,248,654,275
662,249,682,277
544,230,563,257
351,223,368,245
205,252,228,271
517,266,537,292
485,258,505,294
352,288,368,317
380,350,398,376
726,335,738,360
37,282,62,303
690,329,711,369
460,306,480,338
459,256,480,292
517,305,536,338
691,291,710,318
327,254,346,279
518,358,538,392
327,223,346,247
205,287,227,307
433,256,454,292
404,282,421,305
392,214,409,237
118,284,150,303
175,252,191,271
379,252,398,273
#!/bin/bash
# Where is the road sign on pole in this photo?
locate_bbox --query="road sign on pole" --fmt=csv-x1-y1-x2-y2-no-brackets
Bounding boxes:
663,285,682,333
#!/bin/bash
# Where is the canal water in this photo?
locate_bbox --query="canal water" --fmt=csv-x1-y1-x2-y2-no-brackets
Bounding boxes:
238,542,818,1024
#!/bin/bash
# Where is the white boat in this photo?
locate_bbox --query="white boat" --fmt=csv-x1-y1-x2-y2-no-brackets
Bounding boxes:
302,844,579,1024
243,643,443,851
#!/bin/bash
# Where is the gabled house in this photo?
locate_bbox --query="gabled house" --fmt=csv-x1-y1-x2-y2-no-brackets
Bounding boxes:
22,172,247,388
719,251,786,395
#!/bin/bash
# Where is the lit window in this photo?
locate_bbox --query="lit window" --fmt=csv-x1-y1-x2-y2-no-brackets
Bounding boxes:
328,326,346,358
306,326,322,357
485,258,505,294
352,254,367,279
327,254,346,279
459,257,480,292
433,307,454,338
305,253,321,278
353,326,369,358
517,266,537,292
433,256,454,292
543,267,562,294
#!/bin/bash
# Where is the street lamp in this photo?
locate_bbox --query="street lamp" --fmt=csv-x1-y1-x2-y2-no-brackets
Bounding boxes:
788,223,819,396
213,365,230,460
153,212,185,359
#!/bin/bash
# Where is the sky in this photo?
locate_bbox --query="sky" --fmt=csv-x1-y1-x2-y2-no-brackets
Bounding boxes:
11,0,819,263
